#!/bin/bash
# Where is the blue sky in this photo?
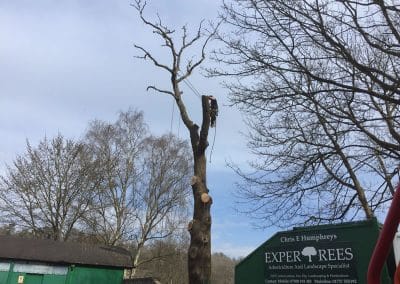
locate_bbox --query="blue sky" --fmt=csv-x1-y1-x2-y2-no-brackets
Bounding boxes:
0,0,277,258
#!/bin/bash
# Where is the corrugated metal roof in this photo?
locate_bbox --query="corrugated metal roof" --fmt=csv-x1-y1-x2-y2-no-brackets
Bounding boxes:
0,235,133,268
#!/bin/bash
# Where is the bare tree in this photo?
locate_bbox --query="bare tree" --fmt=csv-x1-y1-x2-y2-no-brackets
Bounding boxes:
132,1,218,282
211,0,400,226
136,242,238,284
83,110,191,277
211,253,237,284
138,236,189,284
83,109,147,246
129,134,191,276
0,134,99,241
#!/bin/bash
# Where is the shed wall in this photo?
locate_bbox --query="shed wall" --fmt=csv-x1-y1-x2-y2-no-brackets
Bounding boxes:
0,262,124,284
0,271,9,283
67,266,123,284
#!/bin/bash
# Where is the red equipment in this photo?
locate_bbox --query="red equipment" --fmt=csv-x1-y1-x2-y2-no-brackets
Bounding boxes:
367,184,400,283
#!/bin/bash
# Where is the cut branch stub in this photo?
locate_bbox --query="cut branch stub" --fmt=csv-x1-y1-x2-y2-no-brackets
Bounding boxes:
201,193,211,204
191,175,200,185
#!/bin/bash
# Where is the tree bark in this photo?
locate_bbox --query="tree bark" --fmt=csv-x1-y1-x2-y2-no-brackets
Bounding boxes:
131,241,143,278
187,96,212,284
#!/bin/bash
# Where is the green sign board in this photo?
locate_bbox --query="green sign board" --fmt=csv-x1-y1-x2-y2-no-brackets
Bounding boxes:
265,230,358,283
235,219,393,284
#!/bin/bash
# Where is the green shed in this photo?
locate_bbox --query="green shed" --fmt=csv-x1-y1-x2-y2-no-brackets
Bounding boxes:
0,235,132,284
235,218,395,284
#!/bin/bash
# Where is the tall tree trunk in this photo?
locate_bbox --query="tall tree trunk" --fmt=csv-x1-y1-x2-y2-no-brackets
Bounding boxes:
187,96,212,284
132,4,217,279
188,155,212,283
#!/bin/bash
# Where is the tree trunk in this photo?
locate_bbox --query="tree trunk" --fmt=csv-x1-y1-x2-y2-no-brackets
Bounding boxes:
187,96,212,284
131,242,144,278
188,155,212,283
132,4,217,280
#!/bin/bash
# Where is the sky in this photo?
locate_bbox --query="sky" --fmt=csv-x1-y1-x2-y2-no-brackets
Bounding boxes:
0,0,277,258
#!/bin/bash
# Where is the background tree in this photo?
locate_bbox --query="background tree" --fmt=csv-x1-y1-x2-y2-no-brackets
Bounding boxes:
83,109,192,277
83,109,147,246
137,238,238,284
211,252,237,284
129,133,191,276
0,134,99,241
132,1,218,282
211,0,400,226
137,236,189,283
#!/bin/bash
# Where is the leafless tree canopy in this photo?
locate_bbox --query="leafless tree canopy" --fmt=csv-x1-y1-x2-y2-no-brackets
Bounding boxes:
83,109,192,276
0,135,100,241
83,110,148,246
213,0,400,226
129,133,192,275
